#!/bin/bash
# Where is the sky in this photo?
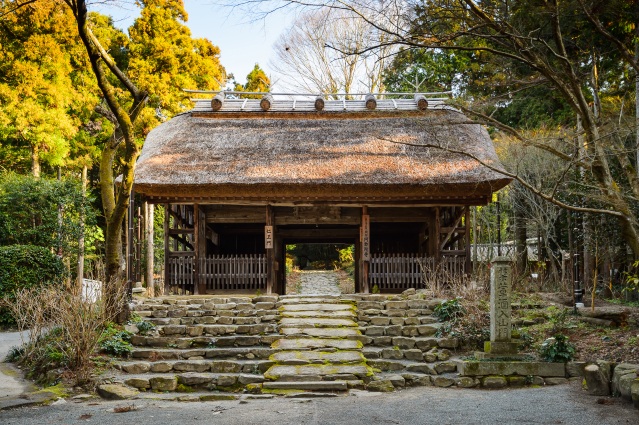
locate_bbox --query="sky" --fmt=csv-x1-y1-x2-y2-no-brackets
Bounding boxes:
91,0,296,87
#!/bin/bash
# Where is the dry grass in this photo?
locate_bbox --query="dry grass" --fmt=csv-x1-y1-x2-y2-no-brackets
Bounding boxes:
1,281,128,384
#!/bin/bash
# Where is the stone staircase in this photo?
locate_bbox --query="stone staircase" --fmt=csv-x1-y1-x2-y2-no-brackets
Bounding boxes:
104,292,472,399
260,295,371,395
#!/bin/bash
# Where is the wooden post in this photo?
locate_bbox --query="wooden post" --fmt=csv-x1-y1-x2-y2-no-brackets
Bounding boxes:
164,203,170,295
266,205,275,294
145,202,155,297
415,94,429,111
465,206,471,275
211,93,224,111
364,94,377,110
314,96,325,111
361,206,370,293
193,203,201,295
260,94,274,111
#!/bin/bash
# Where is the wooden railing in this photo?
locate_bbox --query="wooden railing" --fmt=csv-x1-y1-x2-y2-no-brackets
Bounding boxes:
202,254,267,291
369,254,466,291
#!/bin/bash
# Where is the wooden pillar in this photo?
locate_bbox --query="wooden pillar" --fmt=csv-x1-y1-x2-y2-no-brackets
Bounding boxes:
360,206,370,293
126,188,135,297
465,206,471,275
144,202,155,297
266,205,275,294
193,203,201,295
164,203,170,295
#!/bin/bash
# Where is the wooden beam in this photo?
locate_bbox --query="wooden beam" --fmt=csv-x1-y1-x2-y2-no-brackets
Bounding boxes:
193,203,200,295
465,206,471,274
439,208,465,250
277,228,359,239
361,206,370,293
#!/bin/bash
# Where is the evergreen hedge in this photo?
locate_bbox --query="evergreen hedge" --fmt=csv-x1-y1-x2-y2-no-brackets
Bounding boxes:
0,245,66,325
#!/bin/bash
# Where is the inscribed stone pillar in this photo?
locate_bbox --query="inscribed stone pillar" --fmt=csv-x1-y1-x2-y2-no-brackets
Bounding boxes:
490,257,512,342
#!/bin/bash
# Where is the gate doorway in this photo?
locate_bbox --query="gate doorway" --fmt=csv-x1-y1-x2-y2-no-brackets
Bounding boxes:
285,243,356,295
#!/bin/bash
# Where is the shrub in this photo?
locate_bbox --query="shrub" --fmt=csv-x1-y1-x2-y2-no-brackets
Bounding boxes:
0,245,66,325
539,334,576,362
433,297,466,322
99,323,133,357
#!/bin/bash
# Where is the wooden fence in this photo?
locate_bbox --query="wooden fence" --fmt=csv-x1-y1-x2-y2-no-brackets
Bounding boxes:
369,254,467,291
167,255,195,294
202,254,267,291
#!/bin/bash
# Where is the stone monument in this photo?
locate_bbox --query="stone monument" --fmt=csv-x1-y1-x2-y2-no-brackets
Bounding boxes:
476,257,522,359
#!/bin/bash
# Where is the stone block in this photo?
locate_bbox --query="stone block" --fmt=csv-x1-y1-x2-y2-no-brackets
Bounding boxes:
367,379,395,392
457,361,566,377
401,326,419,337
381,348,404,360
406,364,436,374
124,378,150,389
255,302,275,310
403,317,421,326
173,360,210,373
544,377,568,386
612,364,639,397
387,374,406,387
386,301,408,310
182,349,206,359
210,360,242,373
215,303,237,310
168,309,187,318
195,317,218,325
187,326,204,337
177,373,214,387
566,361,586,377
389,317,405,325
150,362,173,372
370,317,391,326
434,362,457,374
385,325,402,336
436,349,452,361
482,376,507,389
150,376,178,391
235,303,254,311
368,360,405,372
407,300,430,309
217,375,238,387
253,296,278,303
423,351,438,363
98,384,139,400
373,336,392,346
363,309,382,316
217,316,234,325
508,376,527,387
432,376,455,387
584,362,612,396
385,310,406,317
456,377,479,388
121,362,151,374
392,337,416,349
238,374,265,385
631,379,639,408
415,338,438,351
359,302,383,310
365,326,385,336
236,310,258,317
404,349,423,361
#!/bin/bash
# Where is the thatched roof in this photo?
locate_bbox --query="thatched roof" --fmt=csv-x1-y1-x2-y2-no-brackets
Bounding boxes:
134,104,510,204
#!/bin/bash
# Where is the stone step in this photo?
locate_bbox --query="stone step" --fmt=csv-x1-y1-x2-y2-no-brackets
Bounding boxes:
279,327,361,338
280,303,353,312
367,358,458,374
112,372,266,391
264,364,371,380
277,295,341,304
130,345,277,361
279,318,357,328
262,381,348,391
131,334,280,348
152,323,278,336
270,350,365,365
272,338,362,351
281,310,355,318
118,359,274,374
364,336,459,350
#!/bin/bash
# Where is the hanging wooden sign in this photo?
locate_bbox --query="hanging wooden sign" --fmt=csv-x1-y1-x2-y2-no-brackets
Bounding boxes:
362,214,370,261
265,225,274,249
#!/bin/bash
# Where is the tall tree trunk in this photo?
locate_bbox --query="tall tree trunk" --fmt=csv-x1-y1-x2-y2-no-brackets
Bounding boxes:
514,202,528,278
31,144,40,178
76,165,87,295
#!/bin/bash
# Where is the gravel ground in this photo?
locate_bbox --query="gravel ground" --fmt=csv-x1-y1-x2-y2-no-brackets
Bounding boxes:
1,382,636,425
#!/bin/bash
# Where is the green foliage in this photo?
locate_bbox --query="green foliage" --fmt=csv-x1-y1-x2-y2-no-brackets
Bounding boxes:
234,63,270,96
13,327,70,385
539,334,576,363
0,173,98,253
5,345,24,362
99,323,133,357
0,245,66,325
433,297,466,322
136,320,155,335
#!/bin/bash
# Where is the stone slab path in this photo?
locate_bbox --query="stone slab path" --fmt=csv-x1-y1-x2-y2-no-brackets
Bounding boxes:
297,270,342,296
